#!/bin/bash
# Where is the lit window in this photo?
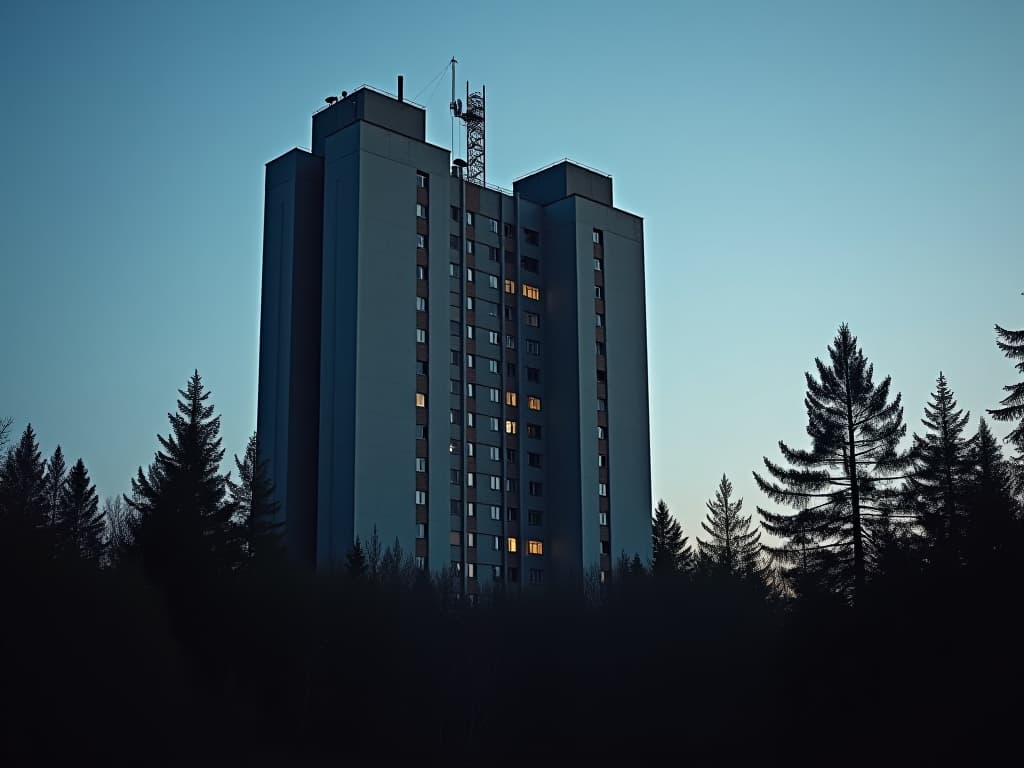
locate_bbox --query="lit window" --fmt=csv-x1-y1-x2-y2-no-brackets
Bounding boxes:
417,172,428,188
415,490,427,505
415,457,427,472
508,537,518,553
467,354,474,368
528,540,543,556
488,274,499,289
489,445,500,461
525,312,540,327
505,419,518,435
488,330,499,345
489,387,500,403
416,393,426,408
417,234,426,249
467,563,477,579
528,396,541,411
504,279,516,294
467,532,476,548
416,203,427,218
416,296,427,311
522,284,540,301
490,505,501,521
416,328,426,344
598,482,607,497
506,392,518,407
490,476,501,490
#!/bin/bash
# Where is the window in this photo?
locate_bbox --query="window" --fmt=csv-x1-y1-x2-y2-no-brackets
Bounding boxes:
416,296,427,311
596,342,606,356
489,387,500,403
488,330,499,345
489,245,499,262
467,267,474,283
466,325,474,339
467,563,477,579
598,398,607,412
507,507,519,522
415,328,426,344
528,452,542,468
595,285,604,299
529,568,544,584
506,448,518,463
489,445,500,461
528,509,543,525
504,306,515,321
529,481,543,497
450,234,461,251
451,206,460,222
599,511,608,526
466,212,474,226
493,565,503,579
489,218,499,234
525,312,540,327
593,258,602,272
527,423,543,439
522,284,540,301
467,412,475,428
450,409,461,424
466,382,475,398
524,228,539,245
526,340,541,356
417,522,425,538
490,476,501,491
503,222,514,237
597,426,606,440
466,240,474,254
467,532,476,548
600,540,610,555
449,441,459,455
598,482,607,497
521,256,539,273
416,203,427,218
467,502,475,517
596,314,604,327
506,391,518,407
416,392,426,408
449,263,460,279
527,367,541,382
466,353,474,368
593,229,602,244
416,424,427,439
504,279,516,294
415,457,427,473
416,556,426,570
489,416,500,432
528,396,541,411
466,472,474,487
501,478,516,493
488,274,499,289
528,540,544,556
597,369,606,382
490,505,501,521
417,234,426,249
450,319,461,336
466,296,474,310
508,537,518,553
416,172,428,188
451,559,462,573
506,419,518,435
509,567,519,582
598,454,606,467
415,490,427,505
451,469,462,484
506,335,516,350
481,299,498,317
507,363,517,377
488,359,500,374
417,265,427,280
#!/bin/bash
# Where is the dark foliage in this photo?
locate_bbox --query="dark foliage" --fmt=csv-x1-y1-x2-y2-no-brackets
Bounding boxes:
57,458,106,563
697,473,767,581
650,498,692,577
227,432,284,567
988,318,1024,494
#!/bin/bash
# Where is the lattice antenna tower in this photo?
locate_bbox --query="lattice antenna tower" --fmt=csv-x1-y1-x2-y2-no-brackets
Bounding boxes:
449,58,485,186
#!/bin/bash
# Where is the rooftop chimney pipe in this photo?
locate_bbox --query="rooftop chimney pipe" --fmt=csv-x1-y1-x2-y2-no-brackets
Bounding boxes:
398,75,404,101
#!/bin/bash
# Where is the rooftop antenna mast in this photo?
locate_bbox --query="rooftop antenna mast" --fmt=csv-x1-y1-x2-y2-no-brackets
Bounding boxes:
448,57,485,186
449,57,461,165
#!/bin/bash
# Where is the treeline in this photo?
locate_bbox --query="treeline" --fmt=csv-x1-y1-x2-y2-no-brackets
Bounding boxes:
1,316,1022,764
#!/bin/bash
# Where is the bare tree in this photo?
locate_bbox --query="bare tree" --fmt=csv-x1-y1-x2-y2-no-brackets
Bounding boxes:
0,416,12,453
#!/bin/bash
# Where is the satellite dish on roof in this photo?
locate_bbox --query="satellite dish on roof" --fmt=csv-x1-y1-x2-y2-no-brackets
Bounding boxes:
325,96,338,105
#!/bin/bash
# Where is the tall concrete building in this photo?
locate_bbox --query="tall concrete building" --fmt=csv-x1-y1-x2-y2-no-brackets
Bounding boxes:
258,82,651,593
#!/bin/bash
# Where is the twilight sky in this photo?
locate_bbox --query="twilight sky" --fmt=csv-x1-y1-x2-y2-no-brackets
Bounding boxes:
1,0,1021,542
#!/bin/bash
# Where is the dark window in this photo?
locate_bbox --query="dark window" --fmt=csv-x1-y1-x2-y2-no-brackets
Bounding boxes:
449,263,459,278
507,507,519,522
489,246,499,262
529,568,544,584
416,360,428,376
525,312,540,328
596,369,606,382
417,171,429,188
416,425,428,439
526,340,541,356
509,567,519,582
451,205,461,222
450,470,461,484
527,367,541,382
521,256,539,273
450,500,463,515
503,222,514,237
507,363,517,378
450,320,460,336
449,350,459,365
529,481,543,497
528,452,542,468
524,228,540,246
450,234,461,251
504,306,515,321
527,423,543,439
506,448,518,463
505,250,515,263
528,509,543,526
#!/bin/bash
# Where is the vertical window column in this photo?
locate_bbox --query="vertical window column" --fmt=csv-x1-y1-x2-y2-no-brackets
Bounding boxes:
415,172,431,571
593,228,611,586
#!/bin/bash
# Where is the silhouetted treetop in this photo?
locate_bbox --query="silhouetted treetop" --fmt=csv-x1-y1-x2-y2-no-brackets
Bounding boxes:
651,499,692,577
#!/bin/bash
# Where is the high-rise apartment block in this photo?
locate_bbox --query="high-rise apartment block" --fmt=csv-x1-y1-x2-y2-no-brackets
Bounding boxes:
257,82,651,592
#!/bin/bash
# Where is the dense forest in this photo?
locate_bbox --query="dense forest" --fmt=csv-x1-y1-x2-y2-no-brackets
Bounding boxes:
2,316,1022,764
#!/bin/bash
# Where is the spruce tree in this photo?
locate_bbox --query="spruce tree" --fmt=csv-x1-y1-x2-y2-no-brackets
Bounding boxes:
226,433,283,566
43,445,68,531
650,499,692,577
755,324,909,604
963,419,1019,565
988,317,1024,494
0,424,47,533
58,458,106,563
346,536,368,579
697,474,766,581
127,371,239,584
906,372,973,560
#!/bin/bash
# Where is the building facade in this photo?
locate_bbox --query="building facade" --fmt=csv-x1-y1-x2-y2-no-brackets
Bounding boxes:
257,85,651,593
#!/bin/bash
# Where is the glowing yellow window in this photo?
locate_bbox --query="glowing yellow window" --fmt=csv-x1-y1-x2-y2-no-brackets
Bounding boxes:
506,392,518,407
508,537,518,553
528,540,543,556
528,396,541,411
504,279,516,294
522,284,540,300
416,393,426,408
505,419,518,435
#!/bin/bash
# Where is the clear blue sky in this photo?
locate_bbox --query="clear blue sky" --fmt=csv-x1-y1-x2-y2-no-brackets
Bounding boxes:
1,0,1021,542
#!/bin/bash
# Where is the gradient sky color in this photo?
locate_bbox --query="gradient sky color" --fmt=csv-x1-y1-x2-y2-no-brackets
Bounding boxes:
1,0,1021,543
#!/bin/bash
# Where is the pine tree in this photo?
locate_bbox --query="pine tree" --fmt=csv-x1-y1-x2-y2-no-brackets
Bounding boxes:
906,372,973,560
226,433,283,566
43,445,68,531
346,536,368,579
963,419,1019,565
755,324,909,605
697,474,766,581
988,317,1024,495
0,424,47,535
127,371,240,584
650,499,692,577
57,458,106,563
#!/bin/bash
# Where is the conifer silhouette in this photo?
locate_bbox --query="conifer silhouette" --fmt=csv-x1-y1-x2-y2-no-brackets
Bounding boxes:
226,432,283,566
0,424,47,528
43,445,67,531
755,324,909,604
988,316,1024,494
963,419,1019,564
650,499,692,576
697,474,767,582
58,458,106,563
